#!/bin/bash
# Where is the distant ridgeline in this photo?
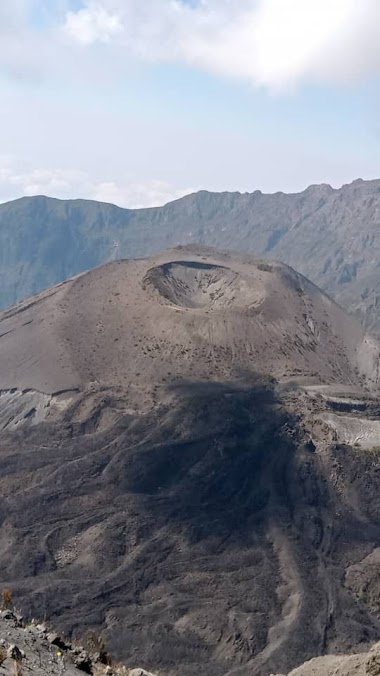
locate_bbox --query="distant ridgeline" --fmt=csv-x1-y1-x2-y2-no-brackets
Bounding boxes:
1,179,380,334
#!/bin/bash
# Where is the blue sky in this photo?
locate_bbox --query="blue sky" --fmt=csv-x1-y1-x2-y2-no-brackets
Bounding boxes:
0,0,379,207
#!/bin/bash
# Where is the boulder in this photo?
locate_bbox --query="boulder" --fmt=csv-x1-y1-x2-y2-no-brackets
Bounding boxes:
73,649,93,674
7,644,25,661
1,610,16,622
46,632,70,650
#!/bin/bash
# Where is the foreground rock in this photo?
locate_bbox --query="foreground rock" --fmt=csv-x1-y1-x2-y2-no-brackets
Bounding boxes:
0,610,90,674
0,610,155,675
274,640,380,675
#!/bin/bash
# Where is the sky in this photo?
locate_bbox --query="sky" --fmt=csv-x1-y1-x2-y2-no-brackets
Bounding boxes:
0,0,380,208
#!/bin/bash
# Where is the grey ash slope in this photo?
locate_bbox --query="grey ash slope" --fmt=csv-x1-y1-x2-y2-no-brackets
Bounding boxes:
0,246,378,395
3,178,380,334
1,249,380,675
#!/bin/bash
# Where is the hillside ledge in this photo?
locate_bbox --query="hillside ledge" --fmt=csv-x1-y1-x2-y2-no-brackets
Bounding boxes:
0,610,158,676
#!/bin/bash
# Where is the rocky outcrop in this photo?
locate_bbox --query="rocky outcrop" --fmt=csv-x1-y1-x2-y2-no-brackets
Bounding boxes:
274,640,380,675
0,610,157,676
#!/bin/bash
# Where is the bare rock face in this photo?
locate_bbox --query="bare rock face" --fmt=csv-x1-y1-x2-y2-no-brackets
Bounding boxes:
7,643,25,660
0,610,154,675
0,611,82,675
1,249,380,676
284,641,380,676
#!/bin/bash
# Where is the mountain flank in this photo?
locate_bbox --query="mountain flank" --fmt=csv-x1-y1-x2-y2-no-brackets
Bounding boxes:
1,248,380,675
2,178,380,334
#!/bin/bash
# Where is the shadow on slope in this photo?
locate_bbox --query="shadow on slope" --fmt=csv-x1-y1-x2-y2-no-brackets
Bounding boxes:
0,375,379,675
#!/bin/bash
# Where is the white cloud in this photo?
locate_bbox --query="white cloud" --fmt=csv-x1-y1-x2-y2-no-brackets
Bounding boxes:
0,156,194,208
1,1,380,90
92,179,194,209
60,0,380,90
0,1,378,208
64,5,123,46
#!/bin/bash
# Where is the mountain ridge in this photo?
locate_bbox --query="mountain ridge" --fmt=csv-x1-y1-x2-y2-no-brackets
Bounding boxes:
3,178,380,335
